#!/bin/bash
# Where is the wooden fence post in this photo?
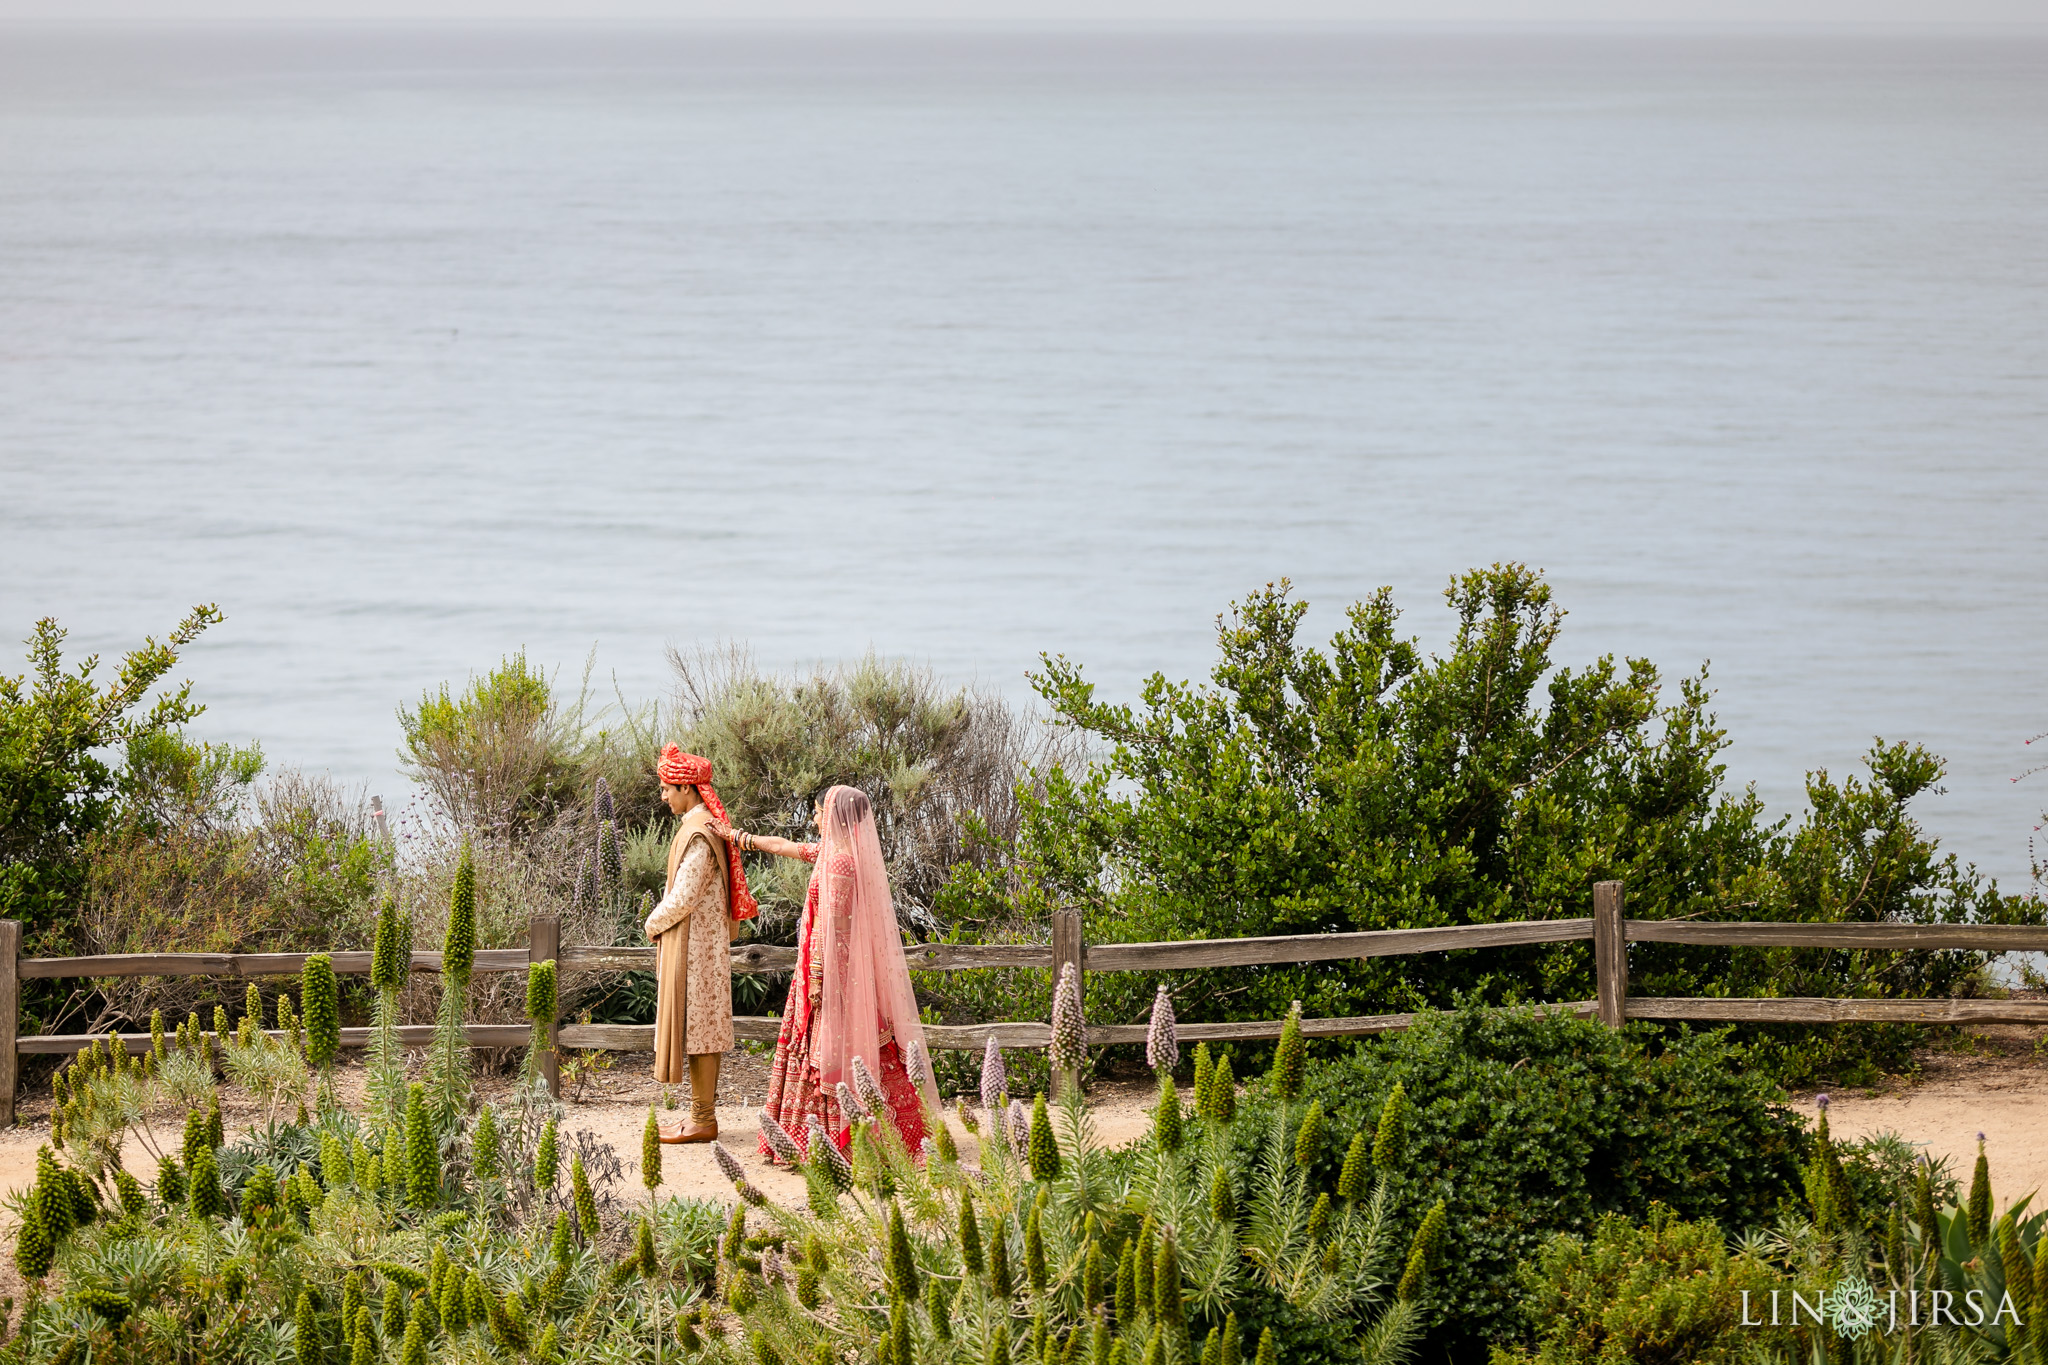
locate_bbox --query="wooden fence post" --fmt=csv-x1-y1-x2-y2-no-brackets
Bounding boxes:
1051,908,1085,1098
1593,881,1628,1028
0,920,18,1127
529,914,561,1099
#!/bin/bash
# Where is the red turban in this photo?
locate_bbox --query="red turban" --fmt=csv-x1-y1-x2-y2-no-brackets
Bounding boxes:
657,744,758,921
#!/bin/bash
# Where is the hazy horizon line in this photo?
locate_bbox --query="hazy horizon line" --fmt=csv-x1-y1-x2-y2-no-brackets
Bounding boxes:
4,15,2045,32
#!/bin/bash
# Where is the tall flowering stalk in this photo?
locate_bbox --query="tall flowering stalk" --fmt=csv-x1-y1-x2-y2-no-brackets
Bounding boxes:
980,1034,1008,1113
365,895,411,1130
426,843,477,1121
300,952,340,1109
1049,962,1087,1094
522,959,557,1086
1146,984,1179,1075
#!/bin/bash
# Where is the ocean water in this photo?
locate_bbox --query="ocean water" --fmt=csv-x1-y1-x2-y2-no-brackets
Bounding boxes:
2,26,2045,896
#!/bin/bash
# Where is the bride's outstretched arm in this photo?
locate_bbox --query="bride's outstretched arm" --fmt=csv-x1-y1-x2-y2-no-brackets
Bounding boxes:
709,818,815,862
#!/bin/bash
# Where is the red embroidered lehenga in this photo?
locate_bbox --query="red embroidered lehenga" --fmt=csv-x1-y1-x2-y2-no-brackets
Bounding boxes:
758,790,935,1162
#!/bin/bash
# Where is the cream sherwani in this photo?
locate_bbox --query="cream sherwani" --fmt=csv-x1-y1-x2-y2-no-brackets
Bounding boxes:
644,805,735,1082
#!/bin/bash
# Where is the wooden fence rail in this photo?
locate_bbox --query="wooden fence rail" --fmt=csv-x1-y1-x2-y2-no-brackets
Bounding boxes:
4,879,2046,1120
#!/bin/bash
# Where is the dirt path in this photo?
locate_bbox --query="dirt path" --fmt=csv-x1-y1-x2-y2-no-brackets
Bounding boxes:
4,1032,2042,1215
1787,1024,2048,1203
0,1050,1164,1214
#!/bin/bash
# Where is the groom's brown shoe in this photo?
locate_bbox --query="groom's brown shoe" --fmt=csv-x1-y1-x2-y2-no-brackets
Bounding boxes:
674,1122,718,1144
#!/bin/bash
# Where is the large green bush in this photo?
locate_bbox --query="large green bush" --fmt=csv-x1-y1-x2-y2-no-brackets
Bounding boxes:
1258,1001,1808,1359
940,568,2043,1084
0,608,221,962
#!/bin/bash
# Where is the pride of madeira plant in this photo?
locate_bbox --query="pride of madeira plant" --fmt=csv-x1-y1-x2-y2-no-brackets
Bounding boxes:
700,968,1441,1365
8,954,1443,1365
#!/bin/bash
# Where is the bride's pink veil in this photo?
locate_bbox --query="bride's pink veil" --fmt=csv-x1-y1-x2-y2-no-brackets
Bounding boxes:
810,786,939,1136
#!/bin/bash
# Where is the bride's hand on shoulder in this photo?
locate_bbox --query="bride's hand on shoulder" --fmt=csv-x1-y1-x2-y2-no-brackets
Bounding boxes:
708,817,733,840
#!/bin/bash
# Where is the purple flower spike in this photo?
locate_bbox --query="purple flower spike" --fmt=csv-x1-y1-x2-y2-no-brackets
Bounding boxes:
759,1109,801,1163
981,1034,1008,1112
836,1080,871,1124
852,1054,890,1117
1049,962,1087,1074
713,1142,745,1185
1815,1094,1829,1111
808,1120,853,1180
1007,1098,1029,1153
1146,984,1179,1074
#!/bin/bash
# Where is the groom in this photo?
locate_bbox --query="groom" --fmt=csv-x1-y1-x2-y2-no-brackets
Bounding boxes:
645,745,757,1142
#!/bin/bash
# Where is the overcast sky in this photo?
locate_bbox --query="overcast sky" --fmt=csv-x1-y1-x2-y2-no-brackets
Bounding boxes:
3,0,2043,24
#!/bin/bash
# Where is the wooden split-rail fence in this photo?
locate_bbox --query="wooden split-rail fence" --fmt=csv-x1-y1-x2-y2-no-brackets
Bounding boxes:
3,881,2046,1124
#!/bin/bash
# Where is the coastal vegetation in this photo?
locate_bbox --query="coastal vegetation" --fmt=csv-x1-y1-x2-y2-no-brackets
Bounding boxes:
4,570,2045,1360
3,566,2041,1064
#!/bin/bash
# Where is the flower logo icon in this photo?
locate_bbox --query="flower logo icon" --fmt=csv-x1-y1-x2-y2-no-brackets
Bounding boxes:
1825,1277,1881,1334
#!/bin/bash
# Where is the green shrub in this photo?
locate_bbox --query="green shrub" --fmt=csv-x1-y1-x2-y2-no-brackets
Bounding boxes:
939,570,2044,1082
0,606,220,969
658,646,1081,933
1257,999,1807,1358
398,650,579,836
1492,1205,1783,1365
78,773,386,1029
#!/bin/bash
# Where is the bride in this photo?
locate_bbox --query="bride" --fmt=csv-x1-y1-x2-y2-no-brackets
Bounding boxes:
715,785,938,1160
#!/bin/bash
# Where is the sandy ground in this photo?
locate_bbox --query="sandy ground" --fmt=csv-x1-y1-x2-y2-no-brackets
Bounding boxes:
0,1047,1164,1215
1785,1022,2048,1203
3,1023,2042,1220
